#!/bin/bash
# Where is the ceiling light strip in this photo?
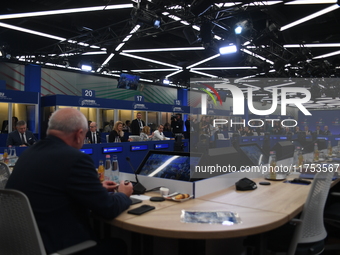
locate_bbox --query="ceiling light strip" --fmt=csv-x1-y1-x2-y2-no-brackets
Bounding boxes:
313,50,340,59
0,22,66,41
187,54,221,69
284,43,340,48
280,4,340,31
97,53,115,72
0,22,106,53
122,47,205,53
115,43,125,51
166,70,183,78
285,0,337,5
192,67,257,70
244,1,283,6
139,78,154,83
131,69,179,72
82,51,107,55
0,4,133,20
241,49,275,65
189,70,219,78
120,52,182,69
97,25,141,72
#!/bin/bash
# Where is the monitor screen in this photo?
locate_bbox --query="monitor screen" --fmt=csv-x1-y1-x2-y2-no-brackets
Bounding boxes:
136,150,202,181
102,147,123,153
80,148,93,155
131,145,148,151
239,143,268,166
154,143,169,149
117,73,139,90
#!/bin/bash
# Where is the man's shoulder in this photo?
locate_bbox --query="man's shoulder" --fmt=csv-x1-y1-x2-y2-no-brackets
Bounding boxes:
8,130,19,137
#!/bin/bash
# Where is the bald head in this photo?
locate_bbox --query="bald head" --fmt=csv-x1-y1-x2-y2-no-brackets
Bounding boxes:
47,108,88,149
48,108,88,134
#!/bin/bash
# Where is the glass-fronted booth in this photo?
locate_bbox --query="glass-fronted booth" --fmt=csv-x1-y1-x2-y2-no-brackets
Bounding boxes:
0,90,39,147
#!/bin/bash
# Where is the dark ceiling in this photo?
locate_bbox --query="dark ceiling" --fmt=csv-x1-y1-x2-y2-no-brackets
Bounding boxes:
1,0,340,87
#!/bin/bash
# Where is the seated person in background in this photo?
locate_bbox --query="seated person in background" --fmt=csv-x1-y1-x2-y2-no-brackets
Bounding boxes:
122,120,131,133
85,122,101,144
103,120,114,133
153,124,174,140
6,120,36,147
272,122,282,134
139,126,153,141
282,127,292,135
6,108,133,255
304,125,312,135
294,126,300,135
314,125,323,135
109,121,130,142
323,125,332,135
237,126,244,136
2,116,18,133
163,122,171,132
243,126,253,136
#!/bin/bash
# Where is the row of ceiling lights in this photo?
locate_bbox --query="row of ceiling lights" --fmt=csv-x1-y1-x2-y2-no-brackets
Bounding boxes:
1,1,340,83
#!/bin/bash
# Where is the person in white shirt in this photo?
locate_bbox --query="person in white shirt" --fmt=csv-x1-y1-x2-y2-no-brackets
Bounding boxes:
139,126,153,141
153,124,174,140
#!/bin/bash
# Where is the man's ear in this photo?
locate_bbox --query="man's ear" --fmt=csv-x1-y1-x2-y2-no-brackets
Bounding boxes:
75,129,84,145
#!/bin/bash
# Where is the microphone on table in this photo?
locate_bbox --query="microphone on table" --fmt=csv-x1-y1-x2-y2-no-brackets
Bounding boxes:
126,157,146,195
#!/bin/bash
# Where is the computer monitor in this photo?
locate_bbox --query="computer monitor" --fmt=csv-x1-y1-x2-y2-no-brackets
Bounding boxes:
316,139,327,150
135,150,202,181
239,143,269,166
271,141,295,161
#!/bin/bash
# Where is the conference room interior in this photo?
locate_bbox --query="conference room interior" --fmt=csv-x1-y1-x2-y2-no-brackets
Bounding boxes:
2,0,340,254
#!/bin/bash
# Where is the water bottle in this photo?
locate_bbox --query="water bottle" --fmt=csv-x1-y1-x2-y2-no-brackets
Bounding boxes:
3,149,9,164
9,147,18,166
111,155,120,183
104,155,112,181
298,147,304,168
114,136,120,143
313,143,319,162
268,151,277,179
328,141,332,156
98,160,105,182
293,147,299,168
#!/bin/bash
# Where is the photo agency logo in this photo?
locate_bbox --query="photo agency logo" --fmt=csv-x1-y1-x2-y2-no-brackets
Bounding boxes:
192,79,312,129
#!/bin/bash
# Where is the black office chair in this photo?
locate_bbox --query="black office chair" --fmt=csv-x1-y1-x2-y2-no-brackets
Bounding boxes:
0,189,96,255
324,191,340,252
0,162,11,189
246,171,334,255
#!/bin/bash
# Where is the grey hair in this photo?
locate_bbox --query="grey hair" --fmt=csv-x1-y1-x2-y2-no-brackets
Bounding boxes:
47,109,88,134
16,120,26,127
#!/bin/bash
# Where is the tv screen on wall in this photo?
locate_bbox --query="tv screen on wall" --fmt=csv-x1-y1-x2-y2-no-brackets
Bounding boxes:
117,73,139,90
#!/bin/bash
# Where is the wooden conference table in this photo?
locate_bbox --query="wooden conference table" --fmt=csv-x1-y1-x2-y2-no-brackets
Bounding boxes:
107,176,334,240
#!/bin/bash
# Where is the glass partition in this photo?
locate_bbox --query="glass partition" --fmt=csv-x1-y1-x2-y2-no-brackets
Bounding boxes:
147,111,158,131
0,103,10,133
0,103,38,134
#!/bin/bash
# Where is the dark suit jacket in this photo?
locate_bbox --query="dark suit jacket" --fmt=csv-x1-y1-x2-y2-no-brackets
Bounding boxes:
6,130,36,147
130,119,145,135
108,130,128,142
6,135,131,254
85,130,102,144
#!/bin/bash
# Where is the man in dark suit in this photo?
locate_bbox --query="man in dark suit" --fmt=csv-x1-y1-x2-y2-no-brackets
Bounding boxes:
6,120,36,147
171,113,183,135
323,125,332,135
314,125,323,135
86,122,102,144
130,112,145,135
6,108,133,255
